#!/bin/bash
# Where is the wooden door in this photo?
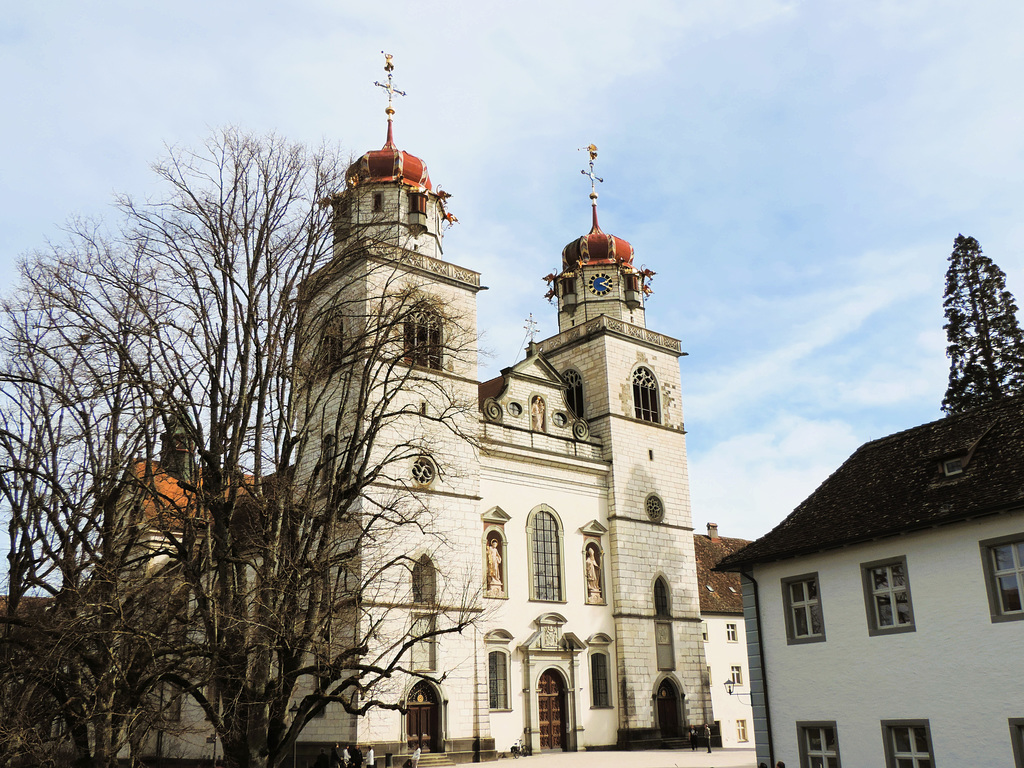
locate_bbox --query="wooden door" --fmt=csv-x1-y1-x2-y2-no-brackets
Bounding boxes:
406,682,440,752
537,670,566,751
657,679,681,738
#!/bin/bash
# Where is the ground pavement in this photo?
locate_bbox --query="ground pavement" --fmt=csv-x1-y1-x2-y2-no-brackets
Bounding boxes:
492,748,759,768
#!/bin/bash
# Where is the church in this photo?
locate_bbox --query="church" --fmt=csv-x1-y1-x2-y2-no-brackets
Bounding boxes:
279,56,713,764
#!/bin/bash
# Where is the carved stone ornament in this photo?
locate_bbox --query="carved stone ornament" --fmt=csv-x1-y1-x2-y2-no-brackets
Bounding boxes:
483,397,503,423
572,419,590,441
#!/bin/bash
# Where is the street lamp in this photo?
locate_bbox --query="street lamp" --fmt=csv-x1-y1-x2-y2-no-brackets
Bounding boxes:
724,680,751,699
290,703,300,768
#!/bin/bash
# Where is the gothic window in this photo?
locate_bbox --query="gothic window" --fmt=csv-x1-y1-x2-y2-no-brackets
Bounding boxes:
403,308,443,370
654,577,671,617
411,455,436,487
563,369,584,418
488,650,509,710
632,366,661,423
411,554,436,605
530,509,563,601
320,313,345,373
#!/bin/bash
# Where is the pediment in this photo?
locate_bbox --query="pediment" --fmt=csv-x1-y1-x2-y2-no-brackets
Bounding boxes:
482,506,512,524
502,348,565,388
484,628,514,644
579,520,608,536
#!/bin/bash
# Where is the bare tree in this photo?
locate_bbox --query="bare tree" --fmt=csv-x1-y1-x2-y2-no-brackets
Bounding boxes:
1,128,481,768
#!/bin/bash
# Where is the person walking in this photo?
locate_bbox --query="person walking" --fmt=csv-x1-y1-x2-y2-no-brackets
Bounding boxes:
350,746,362,768
704,723,712,753
411,746,421,768
689,725,698,751
366,746,375,768
330,745,342,768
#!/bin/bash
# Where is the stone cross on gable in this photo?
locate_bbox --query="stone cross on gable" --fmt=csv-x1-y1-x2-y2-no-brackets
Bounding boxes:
524,313,539,343
373,51,406,117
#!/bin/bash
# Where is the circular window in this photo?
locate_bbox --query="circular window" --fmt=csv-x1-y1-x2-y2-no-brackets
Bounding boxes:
645,494,665,522
507,402,523,417
411,456,436,486
552,412,567,427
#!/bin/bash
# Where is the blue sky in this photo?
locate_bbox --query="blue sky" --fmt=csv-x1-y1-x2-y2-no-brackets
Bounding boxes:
3,1,1024,541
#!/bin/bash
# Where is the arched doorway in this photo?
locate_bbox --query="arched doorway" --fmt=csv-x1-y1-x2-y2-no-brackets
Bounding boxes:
656,678,682,738
406,681,441,753
537,669,568,751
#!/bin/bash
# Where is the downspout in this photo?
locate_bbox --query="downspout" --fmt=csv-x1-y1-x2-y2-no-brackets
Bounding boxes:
743,567,774,766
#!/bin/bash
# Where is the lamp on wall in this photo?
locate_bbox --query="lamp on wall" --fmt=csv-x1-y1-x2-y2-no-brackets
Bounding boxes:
724,680,751,699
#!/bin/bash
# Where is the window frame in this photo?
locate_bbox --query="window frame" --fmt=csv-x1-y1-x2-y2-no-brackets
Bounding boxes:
729,665,743,686
403,307,443,371
796,721,841,768
726,622,738,642
979,532,1024,623
526,506,565,602
1010,717,1024,768
487,649,510,711
631,366,661,423
781,572,826,645
736,719,748,743
563,368,585,419
880,720,934,768
860,555,916,636
653,576,674,670
589,651,612,708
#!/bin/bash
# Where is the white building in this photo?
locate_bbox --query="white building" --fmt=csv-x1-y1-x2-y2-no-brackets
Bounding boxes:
719,396,1024,768
277,79,714,763
694,523,753,749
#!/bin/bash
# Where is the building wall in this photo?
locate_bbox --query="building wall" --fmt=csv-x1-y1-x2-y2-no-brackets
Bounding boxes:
752,510,1024,767
703,613,753,748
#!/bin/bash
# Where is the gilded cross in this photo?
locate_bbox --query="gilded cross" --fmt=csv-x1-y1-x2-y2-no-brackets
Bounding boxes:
579,143,604,198
373,51,406,117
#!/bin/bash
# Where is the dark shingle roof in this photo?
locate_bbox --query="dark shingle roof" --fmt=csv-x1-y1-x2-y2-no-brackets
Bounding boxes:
718,395,1024,570
694,532,750,613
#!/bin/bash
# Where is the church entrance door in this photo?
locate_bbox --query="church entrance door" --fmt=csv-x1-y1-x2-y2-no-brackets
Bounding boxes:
656,679,681,738
537,670,567,751
406,681,441,753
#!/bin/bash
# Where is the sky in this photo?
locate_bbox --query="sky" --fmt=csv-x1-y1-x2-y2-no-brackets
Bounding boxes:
3,1,1024,542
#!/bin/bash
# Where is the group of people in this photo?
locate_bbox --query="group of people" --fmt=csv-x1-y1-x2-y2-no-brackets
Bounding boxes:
313,743,375,768
687,724,715,753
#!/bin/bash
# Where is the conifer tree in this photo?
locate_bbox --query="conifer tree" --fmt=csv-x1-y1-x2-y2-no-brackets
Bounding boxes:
942,234,1024,414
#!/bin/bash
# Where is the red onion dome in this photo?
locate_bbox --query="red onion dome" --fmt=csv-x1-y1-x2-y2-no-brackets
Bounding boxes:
561,208,634,270
346,122,432,190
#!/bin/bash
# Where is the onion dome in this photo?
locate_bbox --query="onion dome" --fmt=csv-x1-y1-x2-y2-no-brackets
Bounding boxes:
561,206,634,270
346,122,432,190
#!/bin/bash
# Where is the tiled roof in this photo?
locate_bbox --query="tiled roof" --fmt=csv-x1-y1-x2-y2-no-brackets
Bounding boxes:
718,395,1024,570
694,533,750,613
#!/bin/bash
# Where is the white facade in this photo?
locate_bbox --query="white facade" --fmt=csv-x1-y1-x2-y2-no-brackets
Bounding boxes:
702,613,752,748
750,511,1024,767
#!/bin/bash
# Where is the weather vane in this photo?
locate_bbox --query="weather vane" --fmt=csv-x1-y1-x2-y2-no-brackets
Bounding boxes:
579,144,603,203
524,314,539,344
374,51,406,121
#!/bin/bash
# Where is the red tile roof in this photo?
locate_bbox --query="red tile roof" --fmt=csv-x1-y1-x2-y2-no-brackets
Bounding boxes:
694,532,750,613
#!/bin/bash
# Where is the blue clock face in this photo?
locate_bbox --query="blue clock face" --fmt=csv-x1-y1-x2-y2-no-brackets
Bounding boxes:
589,273,612,295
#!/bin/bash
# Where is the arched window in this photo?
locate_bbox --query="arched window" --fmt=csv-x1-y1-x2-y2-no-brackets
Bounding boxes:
403,308,442,370
654,577,671,617
632,366,660,423
320,434,336,488
488,650,509,710
563,369,584,418
530,510,563,601
411,554,436,605
320,313,345,373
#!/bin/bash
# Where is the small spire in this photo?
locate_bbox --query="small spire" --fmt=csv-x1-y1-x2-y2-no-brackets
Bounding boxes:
374,51,406,148
579,143,604,233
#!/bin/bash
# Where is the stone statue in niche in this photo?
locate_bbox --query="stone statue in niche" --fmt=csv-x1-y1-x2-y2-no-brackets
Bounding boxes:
486,536,503,597
585,544,602,602
531,396,546,432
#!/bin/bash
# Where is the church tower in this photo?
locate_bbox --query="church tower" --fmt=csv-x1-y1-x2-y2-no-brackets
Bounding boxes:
540,147,712,745
297,55,492,762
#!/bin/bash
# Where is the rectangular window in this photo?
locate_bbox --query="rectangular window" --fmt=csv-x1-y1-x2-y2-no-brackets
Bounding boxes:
797,722,841,768
701,621,709,641
726,623,738,642
410,615,436,671
1010,718,1024,768
488,651,509,710
861,556,915,636
882,721,934,768
655,621,675,670
981,534,1024,622
782,573,826,644
737,719,748,743
730,665,743,685
590,653,610,707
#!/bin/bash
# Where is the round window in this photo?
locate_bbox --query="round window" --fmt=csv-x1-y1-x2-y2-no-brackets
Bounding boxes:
411,456,436,486
508,402,523,417
645,494,665,522
552,411,567,427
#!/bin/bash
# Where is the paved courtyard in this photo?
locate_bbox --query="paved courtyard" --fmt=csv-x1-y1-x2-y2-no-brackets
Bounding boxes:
491,748,759,768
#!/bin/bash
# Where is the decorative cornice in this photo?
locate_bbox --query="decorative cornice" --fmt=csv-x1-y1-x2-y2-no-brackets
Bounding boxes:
538,315,682,356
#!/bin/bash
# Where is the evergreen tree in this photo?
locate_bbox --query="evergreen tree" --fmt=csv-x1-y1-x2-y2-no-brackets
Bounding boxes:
942,234,1024,414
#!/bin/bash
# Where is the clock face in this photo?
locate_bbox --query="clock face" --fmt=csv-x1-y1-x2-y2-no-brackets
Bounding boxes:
588,273,613,295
